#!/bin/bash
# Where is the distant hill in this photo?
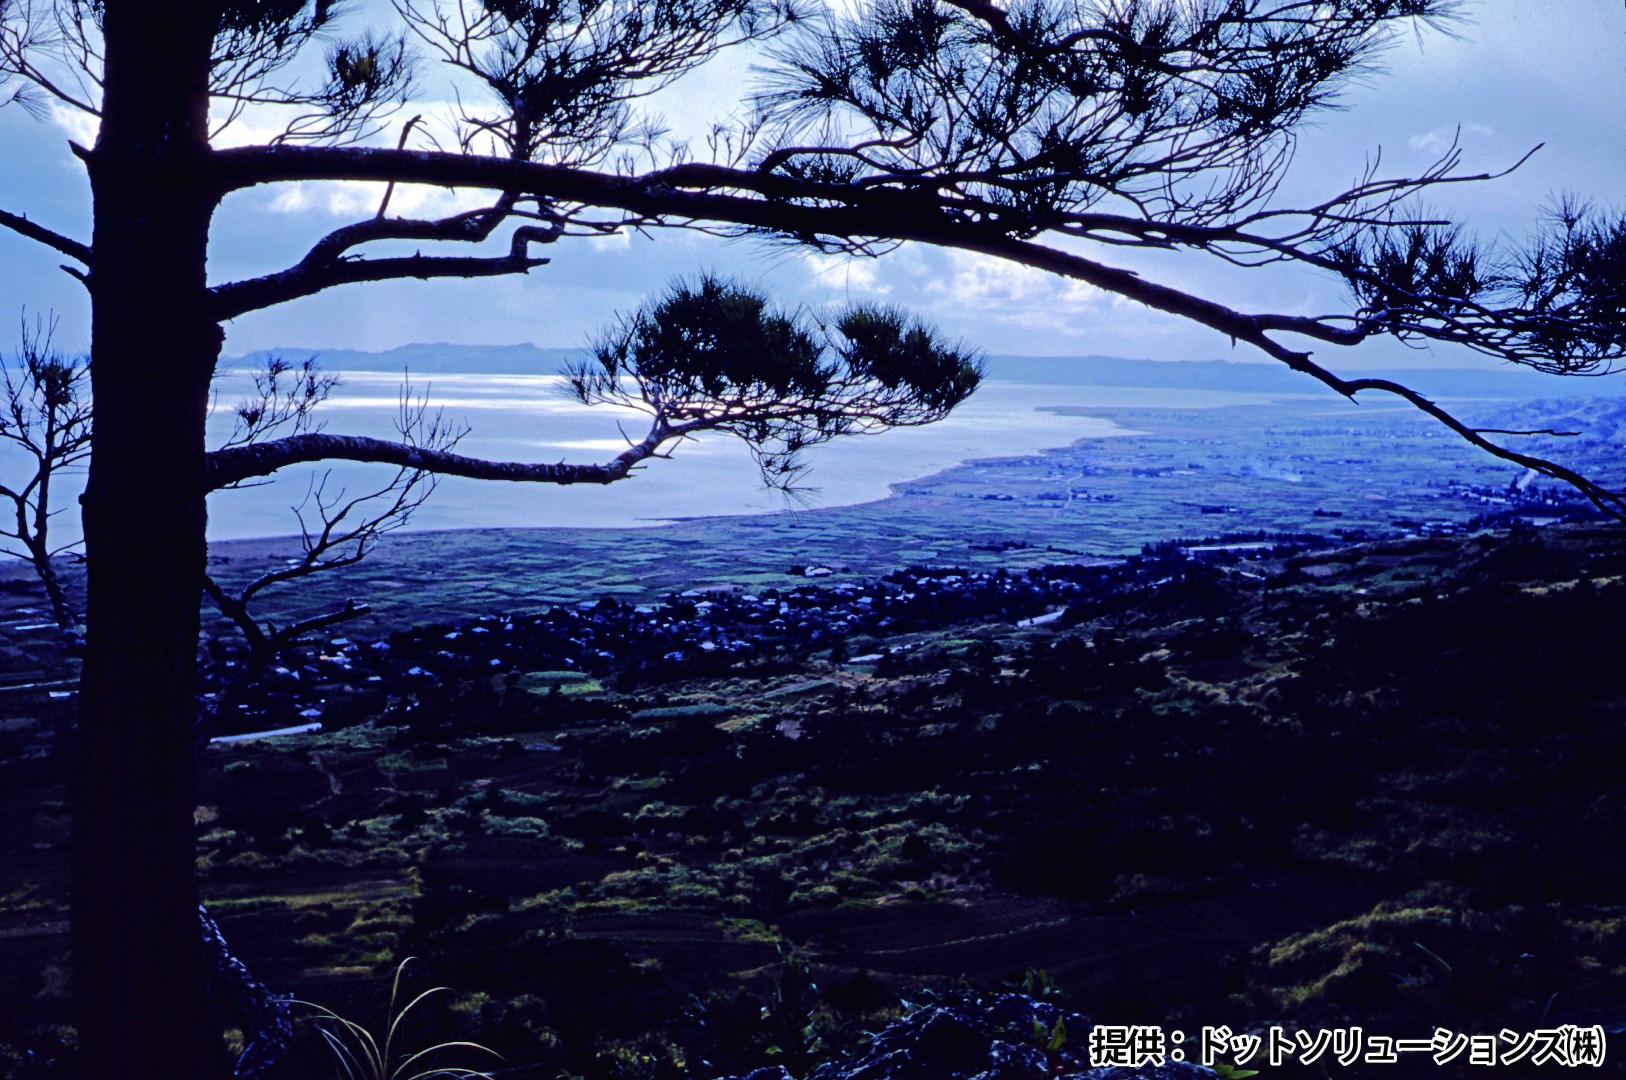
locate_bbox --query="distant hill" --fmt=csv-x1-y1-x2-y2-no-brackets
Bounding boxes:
225,342,589,376
986,353,1626,399
222,343,1626,400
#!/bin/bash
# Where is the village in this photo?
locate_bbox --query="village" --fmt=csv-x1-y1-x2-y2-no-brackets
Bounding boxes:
198,557,1185,740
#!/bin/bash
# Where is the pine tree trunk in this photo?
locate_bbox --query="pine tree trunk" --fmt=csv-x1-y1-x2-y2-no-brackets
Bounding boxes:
69,8,228,1076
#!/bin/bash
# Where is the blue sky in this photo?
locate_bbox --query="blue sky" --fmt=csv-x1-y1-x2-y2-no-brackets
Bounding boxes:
1,1,1622,370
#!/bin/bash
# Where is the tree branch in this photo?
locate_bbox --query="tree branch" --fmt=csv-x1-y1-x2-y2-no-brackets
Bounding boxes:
305,196,528,264
265,600,372,656
204,422,686,491
209,224,557,320
201,573,267,660
0,205,91,264
205,142,1547,365
197,148,1497,332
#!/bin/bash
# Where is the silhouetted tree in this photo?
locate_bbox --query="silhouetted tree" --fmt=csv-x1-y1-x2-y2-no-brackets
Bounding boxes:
1,344,444,662
1,1,1623,1074
0,314,89,641
202,358,458,671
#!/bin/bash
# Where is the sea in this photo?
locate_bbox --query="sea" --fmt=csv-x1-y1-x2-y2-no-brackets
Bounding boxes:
5,351,1616,546
200,370,1299,539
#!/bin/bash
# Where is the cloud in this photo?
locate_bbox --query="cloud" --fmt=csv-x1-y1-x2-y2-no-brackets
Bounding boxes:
1407,122,1494,156
46,102,99,147
920,249,1104,335
804,252,887,295
588,230,632,252
265,179,487,219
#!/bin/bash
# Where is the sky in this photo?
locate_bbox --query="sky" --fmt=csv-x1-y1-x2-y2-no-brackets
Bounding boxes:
1,1,1623,373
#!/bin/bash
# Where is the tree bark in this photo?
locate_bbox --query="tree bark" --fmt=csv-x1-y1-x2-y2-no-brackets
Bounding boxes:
70,6,229,1077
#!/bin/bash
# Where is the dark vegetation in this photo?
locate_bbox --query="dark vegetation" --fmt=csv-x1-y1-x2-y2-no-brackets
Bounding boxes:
3,521,1625,1076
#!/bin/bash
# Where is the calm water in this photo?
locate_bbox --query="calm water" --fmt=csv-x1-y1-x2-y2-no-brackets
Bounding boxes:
1,370,1297,546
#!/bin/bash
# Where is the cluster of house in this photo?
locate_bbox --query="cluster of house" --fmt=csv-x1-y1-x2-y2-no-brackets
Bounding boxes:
200,523,1432,740
199,561,1132,738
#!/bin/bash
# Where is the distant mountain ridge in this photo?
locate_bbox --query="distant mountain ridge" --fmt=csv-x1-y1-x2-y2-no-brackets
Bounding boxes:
222,343,1626,400
226,342,588,376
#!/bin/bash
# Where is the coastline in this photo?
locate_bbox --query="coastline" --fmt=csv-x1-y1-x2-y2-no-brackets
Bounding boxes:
11,389,1616,644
